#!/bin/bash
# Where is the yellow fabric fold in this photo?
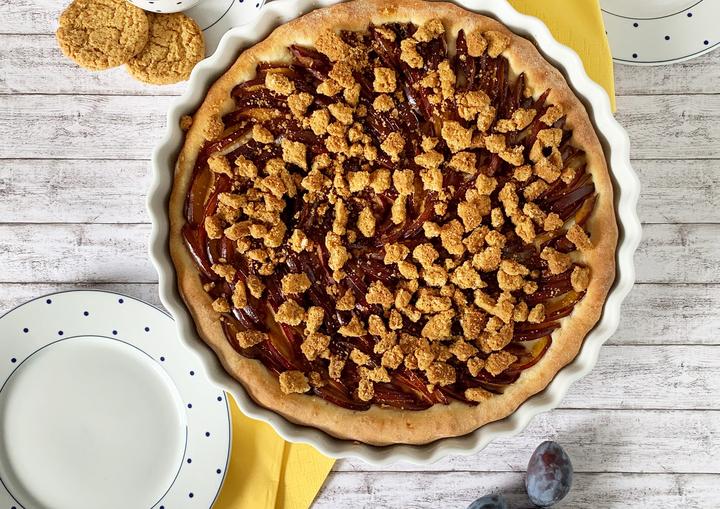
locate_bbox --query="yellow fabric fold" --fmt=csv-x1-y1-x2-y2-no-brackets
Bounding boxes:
213,397,334,509
509,0,616,109
212,3,613,509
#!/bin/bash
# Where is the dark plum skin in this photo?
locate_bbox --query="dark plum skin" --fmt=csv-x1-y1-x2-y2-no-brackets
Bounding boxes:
525,441,573,507
467,494,508,509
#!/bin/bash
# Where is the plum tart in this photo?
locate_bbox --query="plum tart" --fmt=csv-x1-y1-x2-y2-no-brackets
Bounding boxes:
169,0,617,445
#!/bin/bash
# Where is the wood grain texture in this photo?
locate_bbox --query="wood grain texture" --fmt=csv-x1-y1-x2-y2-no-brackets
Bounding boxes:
635,224,720,284
612,284,720,346
0,95,171,160
335,410,719,473
632,159,720,224
614,95,720,160
613,50,720,96
562,345,720,410
0,283,162,312
2,95,719,160
2,158,717,224
0,224,155,283
0,0,59,35
1,3,720,506
2,223,718,283
0,33,718,96
0,35,186,96
315,472,717,508
0,159,151,223
0,283,718,347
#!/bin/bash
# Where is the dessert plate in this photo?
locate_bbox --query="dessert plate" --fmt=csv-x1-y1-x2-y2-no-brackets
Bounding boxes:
0,290,230,509
600,0,719,65
187,0,267,55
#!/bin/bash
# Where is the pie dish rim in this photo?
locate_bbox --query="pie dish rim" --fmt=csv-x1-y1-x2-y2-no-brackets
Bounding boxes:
148,0,641,464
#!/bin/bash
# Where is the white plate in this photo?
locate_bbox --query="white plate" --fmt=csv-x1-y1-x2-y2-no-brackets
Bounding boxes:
601,0,719,65
187,0,267,56
0,290,231,509
149,0,641,464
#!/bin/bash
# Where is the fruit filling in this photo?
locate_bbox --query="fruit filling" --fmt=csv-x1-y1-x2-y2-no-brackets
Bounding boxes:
182,19,596,410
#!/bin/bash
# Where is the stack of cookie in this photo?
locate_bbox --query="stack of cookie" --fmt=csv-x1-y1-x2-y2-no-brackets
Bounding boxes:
56,0,205,85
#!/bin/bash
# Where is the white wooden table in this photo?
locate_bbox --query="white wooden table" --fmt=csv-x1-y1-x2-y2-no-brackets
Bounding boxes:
1,3,719,508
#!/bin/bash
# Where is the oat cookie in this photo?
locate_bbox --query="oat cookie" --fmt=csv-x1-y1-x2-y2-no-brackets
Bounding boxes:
126,13,205,85
56,0,149,71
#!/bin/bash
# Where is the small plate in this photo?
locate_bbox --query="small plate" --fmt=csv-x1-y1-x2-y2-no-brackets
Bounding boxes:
0,290,230,509
601,0,719,65
188,0,267,55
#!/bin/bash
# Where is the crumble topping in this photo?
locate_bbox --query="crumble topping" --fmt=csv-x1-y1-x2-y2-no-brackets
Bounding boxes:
541,247,572,275
281,273,311,294
186,18,600,411
276,300,306,325
381,132,405,161
265,72,295,96
465,386,492,402
374,67,397,93
236,329,268,348
567,224,593,251
279,370,310,394
485,350,517,376
485,31,510,57
466,30,488,57
571,265,591,292
400,38,423,68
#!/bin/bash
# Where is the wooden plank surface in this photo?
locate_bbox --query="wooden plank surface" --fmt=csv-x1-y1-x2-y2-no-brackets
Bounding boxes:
334,410,720,473
1,2,719,507
2,158,717,224
0,0,60,35
315,472,717,508
0,159,151,223
613,51,720,96
3,94,719,160
0,35,185,96
2,34,719,96
614,95,720,160
0,95,172,160
2,223,718,284
0,283,718,346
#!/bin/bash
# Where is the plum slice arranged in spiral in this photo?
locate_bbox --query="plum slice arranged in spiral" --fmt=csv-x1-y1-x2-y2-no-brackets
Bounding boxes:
182,19,597,410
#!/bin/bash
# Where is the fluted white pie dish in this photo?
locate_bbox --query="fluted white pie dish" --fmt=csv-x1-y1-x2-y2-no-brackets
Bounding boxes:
148,0,641,464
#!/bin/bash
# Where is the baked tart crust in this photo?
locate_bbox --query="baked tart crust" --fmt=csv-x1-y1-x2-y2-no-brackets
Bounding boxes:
169,0,617,445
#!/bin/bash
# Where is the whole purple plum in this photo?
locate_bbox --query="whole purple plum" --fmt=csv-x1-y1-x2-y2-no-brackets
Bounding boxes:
525,441,573,507
467,494,508,509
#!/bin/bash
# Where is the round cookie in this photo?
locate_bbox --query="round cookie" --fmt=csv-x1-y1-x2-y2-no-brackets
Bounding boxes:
56,0,149,71
126,13,205,85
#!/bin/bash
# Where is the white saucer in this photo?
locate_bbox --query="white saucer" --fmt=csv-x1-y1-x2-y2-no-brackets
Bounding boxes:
188,0,267,55
601,0,719,65
0,291,230,509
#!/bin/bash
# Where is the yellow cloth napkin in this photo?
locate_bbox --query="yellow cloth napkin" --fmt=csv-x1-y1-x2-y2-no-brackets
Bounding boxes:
213,396,335,509
508,0,616,109
212,3,614,509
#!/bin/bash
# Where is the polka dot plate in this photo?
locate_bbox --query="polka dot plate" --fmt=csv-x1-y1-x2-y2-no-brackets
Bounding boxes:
0,290,230,509
601,0,719,65
187,0,268,56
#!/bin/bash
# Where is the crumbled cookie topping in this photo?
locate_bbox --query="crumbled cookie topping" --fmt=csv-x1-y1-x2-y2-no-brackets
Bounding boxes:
279,370,310,394
186,19,599,411
571,265,591,292
236,329,268,348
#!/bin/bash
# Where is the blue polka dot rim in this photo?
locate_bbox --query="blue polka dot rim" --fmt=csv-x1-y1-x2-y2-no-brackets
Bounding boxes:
601,0,720,65
0,290,231,509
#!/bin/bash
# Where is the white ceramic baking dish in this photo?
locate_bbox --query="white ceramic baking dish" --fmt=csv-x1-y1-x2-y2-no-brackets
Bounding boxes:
148,0,641,464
